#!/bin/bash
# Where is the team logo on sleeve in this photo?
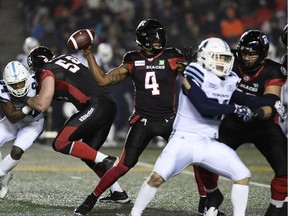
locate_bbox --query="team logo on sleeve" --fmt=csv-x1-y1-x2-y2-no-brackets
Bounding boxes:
135,60,145,66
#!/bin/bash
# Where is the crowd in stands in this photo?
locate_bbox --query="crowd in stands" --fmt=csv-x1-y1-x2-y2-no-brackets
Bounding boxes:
20,0,286,63
18,0,287,141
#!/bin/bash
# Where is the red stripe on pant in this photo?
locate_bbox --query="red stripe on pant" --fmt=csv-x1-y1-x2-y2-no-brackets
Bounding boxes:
54,126,97,161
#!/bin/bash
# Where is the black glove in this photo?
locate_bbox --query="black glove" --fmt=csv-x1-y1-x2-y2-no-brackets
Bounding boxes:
182,46,196,63
234,105,252,122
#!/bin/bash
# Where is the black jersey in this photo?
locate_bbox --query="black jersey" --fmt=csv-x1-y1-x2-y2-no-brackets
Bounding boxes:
123,47,184,121
38,54,112,110
233,59,287,96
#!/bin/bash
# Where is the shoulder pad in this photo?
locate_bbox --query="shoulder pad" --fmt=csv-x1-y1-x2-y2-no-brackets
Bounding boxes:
122,51,136,63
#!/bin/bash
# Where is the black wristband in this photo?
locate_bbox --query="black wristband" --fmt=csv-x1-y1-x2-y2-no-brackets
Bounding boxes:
252,108,265,120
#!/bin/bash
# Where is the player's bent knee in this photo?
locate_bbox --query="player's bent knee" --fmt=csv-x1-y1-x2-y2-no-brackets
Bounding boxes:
52,138,70,152
147,172,165,188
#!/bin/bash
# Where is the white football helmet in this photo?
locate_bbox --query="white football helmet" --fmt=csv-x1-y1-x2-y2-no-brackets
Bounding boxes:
197,37,234,77
3,61,30,97
23,37,40,55
97,43,113,64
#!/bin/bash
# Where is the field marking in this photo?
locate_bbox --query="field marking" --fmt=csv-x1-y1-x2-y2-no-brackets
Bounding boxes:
137,162,271,188
14,144,270,189
13,161,270,188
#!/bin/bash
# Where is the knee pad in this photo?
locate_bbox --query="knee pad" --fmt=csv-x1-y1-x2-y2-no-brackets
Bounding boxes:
148,172,165,187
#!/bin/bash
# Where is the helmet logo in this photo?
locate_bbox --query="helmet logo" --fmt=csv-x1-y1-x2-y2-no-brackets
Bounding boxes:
139,20,147,27
27,56,33,67
262,35,269,45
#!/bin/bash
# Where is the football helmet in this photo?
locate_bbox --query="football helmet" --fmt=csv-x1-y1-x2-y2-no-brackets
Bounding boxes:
97,43,113,64
281,24,287,47
27,46,54,69
3,61,30,97
197,37,234,77
236,30,269,73
135,19,166,52
23,37,40,55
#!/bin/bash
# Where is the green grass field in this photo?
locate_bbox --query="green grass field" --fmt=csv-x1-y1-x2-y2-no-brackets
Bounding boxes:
0,142,273,216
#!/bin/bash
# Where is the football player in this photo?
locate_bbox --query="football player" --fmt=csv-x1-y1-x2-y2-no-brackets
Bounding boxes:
23,46,128,202
0,61,45,198
130,37,276,216
199,30,287,216
74,19,208,215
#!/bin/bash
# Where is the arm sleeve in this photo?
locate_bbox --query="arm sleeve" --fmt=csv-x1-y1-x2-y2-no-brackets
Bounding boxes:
231,90,274,108
183,77,236,117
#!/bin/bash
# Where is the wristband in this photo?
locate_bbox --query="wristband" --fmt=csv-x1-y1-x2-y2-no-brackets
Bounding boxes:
21,106,32,115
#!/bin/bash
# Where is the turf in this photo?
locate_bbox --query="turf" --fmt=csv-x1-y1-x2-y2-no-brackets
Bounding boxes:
0,142,273,216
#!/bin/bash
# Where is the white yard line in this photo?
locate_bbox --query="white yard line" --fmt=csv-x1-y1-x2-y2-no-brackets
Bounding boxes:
137,161,270,188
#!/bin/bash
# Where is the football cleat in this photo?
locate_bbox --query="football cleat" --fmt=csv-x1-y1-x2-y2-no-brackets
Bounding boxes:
0,172,13,198
264,203,285,216
99,190,130,204
74,193,98,216
198,196,207,215
217,211,226,216
282,202,287,216
204,207,218,216
204,189,225,216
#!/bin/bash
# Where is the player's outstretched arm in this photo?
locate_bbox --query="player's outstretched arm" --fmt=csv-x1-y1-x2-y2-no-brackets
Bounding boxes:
83,45,128,86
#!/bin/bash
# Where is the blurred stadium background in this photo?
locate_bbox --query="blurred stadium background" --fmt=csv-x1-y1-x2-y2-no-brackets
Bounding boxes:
0,0,286,215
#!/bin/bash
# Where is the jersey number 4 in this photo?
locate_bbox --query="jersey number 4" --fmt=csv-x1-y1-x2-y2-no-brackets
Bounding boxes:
145,72,160,95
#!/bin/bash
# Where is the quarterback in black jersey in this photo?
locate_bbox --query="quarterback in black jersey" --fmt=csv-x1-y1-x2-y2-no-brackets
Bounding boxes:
23,46,128,200
74,19,207,215
199,30,287,216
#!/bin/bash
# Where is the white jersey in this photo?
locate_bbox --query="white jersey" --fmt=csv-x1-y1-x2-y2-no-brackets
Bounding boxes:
0,74,45,151
0,75,44,122
153,62,250,183
173,62,240,138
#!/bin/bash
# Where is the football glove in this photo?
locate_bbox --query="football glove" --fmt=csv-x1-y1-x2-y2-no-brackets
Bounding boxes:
182,46,196,63
234,105,252,122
